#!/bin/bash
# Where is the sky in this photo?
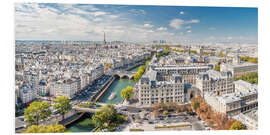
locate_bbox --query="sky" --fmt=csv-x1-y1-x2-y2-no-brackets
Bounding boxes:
15,3,258,44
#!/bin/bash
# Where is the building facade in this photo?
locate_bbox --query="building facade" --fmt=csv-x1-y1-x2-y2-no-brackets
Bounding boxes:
220,62,258,77
204,80,257,118
138,69,185,105
196,70,234,96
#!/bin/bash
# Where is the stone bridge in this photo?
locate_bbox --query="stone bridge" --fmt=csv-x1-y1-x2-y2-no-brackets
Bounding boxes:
73,103,110,113
114,71,137,79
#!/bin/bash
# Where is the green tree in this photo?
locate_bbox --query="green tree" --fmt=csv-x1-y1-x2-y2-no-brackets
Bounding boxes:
24,101,51,125
192,101,200,111
218,52,225,57
145,61,150,69
133,65,146,81
145,56,150,60
163,110,169,115
92,104,117,129
121,86,134,100
24,124,66,133
156,52,161,57
234,72,258,84
53,96,72,120
214,64,220,72
229,121,246,130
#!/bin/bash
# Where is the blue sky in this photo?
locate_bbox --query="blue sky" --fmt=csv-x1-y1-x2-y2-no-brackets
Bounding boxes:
15,3,258,43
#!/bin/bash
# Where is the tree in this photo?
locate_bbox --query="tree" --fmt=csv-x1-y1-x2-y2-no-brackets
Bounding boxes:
234,72,258,84
121,86,134,100
156,52,161,57
53,96,72,120
154,110,159,117
192,101,200,111
24,124,66,133
24,101,51,125
92,104,120,130
133,66,146,81
145,61,150,69
230,121,246,130
218,52,225,57
214,64,220,72
145,56,150,60
163,110,168,115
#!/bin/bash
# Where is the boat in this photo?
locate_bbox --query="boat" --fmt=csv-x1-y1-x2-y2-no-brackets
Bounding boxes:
108,92,116,100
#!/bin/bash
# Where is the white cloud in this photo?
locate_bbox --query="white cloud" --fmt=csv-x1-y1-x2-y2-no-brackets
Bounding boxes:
157,27,167,31
179,11,184,15
109,15,119,19
17,3,243,43
169,19,185,29
186,19,200,24
93,18,103,22
90,11,106,16
144,23,153,28
169,19,199,29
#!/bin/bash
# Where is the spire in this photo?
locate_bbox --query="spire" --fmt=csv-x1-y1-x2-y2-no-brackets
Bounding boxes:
103,31,106,45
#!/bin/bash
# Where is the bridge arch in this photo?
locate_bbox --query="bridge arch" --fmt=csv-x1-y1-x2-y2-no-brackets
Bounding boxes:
113,74,120,79
121,75,130,79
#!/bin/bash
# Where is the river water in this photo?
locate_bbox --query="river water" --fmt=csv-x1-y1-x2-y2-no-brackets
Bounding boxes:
66,113,94,132
99,78,135,104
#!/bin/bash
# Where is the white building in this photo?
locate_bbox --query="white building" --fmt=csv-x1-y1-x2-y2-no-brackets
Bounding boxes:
138,68,185,105
204,80,257,118
38,80,48,96
233,109,258,130
220,62,258,77
19,83,36,104
89,64,104,82
49,78,81,99
196,70,234,96
152,65,211,84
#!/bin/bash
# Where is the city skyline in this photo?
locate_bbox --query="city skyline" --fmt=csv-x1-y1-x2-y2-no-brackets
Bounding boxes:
15,3,258,43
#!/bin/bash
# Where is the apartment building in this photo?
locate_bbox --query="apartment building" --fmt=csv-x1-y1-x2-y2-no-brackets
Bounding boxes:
138,68,185,105
196,70,234,96
19,83,36,104
204,80,257,118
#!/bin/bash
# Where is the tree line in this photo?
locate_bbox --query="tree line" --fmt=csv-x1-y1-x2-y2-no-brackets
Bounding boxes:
234,72,258,84
23,96,72,133
240,56,258,63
